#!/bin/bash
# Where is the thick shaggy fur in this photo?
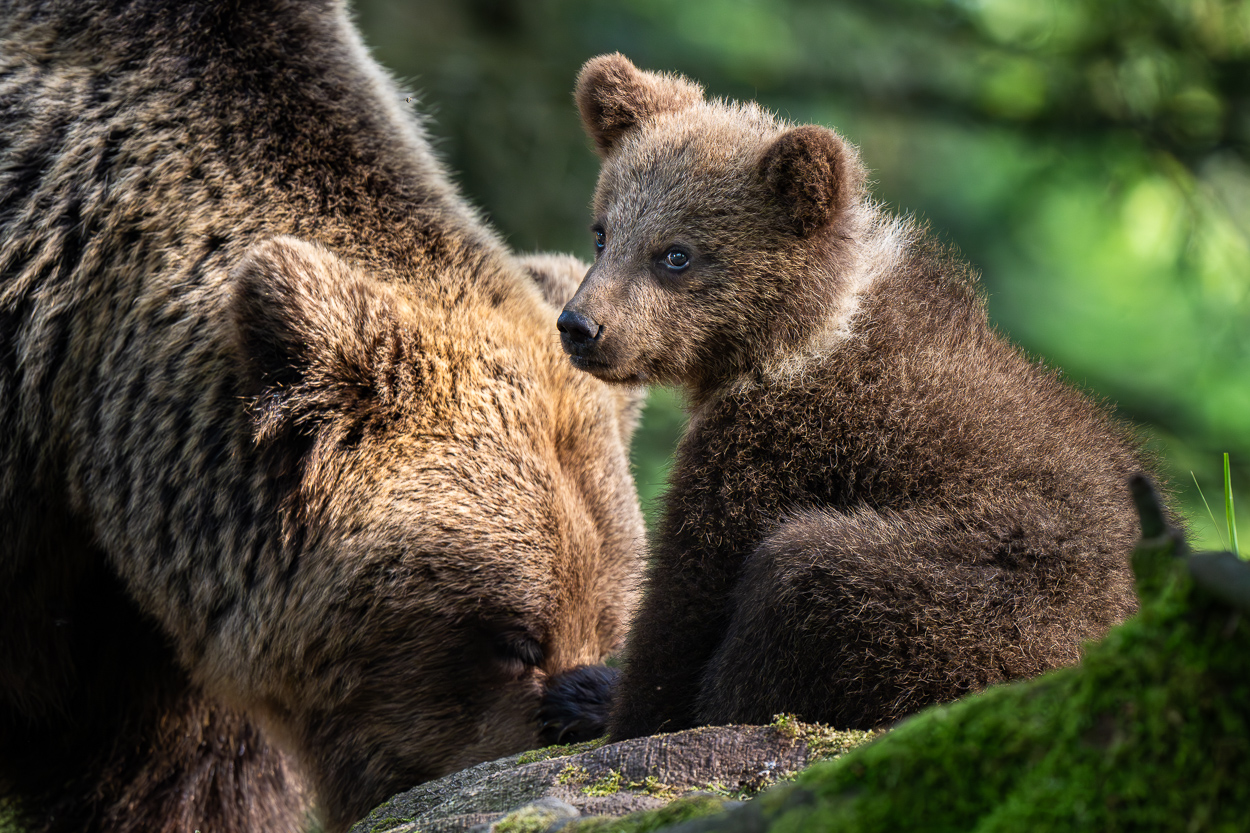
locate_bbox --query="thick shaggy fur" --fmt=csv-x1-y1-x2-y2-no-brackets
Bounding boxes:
0,5,644,833
561,54,1153,740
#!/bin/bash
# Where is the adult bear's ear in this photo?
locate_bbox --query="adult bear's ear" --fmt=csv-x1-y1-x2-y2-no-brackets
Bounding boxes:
230,236,414,443
576,53,704,157
516,252,589,310
758,125,866,237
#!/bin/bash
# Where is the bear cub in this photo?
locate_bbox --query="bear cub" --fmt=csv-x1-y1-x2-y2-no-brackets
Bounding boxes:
559,54,1155,738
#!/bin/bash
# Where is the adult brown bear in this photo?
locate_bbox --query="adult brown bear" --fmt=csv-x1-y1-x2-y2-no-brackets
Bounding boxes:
0,4,643,833
559,53,1153,740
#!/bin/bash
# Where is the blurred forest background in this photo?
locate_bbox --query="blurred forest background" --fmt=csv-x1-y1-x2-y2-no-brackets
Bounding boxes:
354,0,1249,551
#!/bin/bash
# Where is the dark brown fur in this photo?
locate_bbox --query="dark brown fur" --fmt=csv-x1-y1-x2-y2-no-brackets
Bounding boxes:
0,6,643,833
562,54,1152,739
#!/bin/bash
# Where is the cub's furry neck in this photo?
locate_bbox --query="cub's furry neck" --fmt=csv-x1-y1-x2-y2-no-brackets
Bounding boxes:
736,207,919,397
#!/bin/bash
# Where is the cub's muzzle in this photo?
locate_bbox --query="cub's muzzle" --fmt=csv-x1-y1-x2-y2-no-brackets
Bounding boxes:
557,308,601,349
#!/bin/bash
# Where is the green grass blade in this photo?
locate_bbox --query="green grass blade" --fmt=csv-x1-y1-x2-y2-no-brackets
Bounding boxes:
1224,453,1240,558
1193,471,1227,551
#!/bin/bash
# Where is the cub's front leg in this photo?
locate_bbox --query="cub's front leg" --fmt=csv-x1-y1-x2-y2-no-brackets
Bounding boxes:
608,544,742,740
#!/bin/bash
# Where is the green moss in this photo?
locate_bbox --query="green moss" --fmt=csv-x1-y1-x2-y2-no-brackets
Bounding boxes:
0,797,24,833
583,770,624,797
769,713,802,739
754,524,1250,832
696,777,777,802
361,818,412,833
768,714,880,762
631,776,681,801
516,737,610,765
560,795,731,833
493,804,574,833
557,764,591,787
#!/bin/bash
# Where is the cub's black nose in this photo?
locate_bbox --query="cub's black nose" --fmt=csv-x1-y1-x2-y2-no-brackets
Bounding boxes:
557,308,600,347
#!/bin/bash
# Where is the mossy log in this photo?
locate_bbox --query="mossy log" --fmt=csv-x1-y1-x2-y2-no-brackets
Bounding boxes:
572,476,1250,832
349,723,874,833
354,477,1248,832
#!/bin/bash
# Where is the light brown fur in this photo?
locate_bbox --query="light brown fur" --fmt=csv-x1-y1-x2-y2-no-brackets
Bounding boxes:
519,251,646,444
0,6,642,833
561,54,1156,740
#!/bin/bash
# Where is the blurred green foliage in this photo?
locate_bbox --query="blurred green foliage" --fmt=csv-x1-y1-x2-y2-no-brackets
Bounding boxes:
354,0,1249,550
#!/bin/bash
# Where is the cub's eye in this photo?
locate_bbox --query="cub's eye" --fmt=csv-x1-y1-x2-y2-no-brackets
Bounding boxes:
662,248,690,271
593,228,606,252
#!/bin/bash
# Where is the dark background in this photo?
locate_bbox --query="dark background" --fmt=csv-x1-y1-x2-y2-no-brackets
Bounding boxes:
354,0,1250,550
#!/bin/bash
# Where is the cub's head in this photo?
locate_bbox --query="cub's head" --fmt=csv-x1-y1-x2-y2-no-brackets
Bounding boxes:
559,53,868,392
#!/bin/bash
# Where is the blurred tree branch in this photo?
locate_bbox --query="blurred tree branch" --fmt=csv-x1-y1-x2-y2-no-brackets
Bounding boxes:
772,0,1250,170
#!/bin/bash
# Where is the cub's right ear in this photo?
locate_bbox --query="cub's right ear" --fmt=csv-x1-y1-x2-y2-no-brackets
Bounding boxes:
576,53,704,157
759,125,866,237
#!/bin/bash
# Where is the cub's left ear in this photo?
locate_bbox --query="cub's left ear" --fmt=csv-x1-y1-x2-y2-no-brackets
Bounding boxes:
758,125,866,237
